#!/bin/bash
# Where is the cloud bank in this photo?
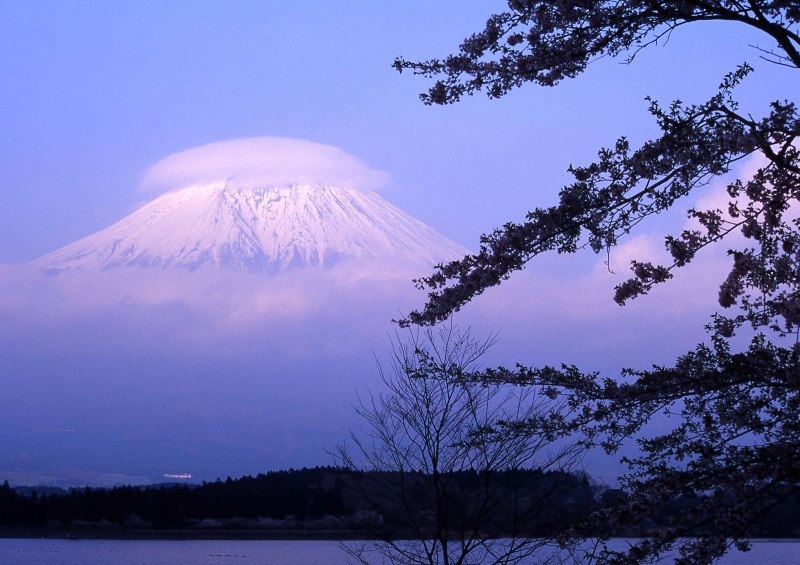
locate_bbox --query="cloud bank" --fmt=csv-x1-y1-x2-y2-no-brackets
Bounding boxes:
0,242,731,486
140,137,391,194
0,258,463,486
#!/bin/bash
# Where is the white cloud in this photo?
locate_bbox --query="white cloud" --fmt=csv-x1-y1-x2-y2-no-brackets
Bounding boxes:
0,259,427,356
140,137,391,194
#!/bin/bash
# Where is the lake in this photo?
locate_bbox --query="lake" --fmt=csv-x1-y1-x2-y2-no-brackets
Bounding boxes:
0,538,798,564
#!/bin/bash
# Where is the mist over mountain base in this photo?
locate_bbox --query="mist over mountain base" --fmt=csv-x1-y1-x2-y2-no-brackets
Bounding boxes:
0,246,725,487
0,262,428,486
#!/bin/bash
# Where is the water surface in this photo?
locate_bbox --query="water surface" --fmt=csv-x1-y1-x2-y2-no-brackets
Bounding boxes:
1,538,798,564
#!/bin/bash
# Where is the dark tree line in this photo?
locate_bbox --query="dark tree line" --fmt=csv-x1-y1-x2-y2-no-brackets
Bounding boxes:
2,472,800,541
0,469,597,536
0,469,345,531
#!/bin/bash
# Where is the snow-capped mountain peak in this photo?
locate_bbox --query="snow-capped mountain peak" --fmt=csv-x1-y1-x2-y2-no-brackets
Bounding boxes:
34,182,467,273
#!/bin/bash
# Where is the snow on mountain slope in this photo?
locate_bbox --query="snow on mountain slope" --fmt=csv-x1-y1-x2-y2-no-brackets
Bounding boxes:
34,182,467,273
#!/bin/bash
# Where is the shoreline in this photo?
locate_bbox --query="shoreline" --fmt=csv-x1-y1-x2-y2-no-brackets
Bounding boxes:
2,531,800,543
0,529,377,541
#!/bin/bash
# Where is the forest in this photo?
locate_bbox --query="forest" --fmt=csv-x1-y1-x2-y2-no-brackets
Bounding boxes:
1,467,799,540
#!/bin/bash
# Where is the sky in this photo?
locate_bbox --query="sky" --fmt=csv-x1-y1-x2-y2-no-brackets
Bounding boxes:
1,2,798,486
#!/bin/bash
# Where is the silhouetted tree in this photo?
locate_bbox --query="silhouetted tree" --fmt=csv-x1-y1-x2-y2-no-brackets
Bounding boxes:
337,324,582,565
396,2,800,563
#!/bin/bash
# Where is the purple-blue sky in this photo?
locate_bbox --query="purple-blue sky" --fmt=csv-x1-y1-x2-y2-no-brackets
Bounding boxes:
2,1,794,263
1,2,798,486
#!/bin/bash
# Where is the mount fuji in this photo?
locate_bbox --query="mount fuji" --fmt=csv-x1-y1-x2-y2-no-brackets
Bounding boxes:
34,182,467,273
